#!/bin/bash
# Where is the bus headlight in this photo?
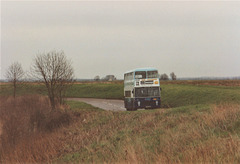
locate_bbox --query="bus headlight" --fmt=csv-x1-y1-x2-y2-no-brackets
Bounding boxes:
138,101,141,106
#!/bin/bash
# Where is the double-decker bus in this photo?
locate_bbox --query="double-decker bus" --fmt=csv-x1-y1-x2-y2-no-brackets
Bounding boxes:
124,68,161,111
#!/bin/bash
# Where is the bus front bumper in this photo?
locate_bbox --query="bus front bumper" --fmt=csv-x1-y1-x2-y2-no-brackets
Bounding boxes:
124,97,161,109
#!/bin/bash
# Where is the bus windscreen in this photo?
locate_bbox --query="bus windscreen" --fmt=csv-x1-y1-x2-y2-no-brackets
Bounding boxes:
147,71,158,78
135,71,146,79
135,87,160,97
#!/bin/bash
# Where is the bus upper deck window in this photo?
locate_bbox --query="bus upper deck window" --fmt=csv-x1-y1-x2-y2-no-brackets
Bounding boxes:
135,71,146,79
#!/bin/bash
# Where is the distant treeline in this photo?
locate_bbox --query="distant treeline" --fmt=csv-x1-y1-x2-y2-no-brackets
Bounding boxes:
177,77,240,80
75,77,240,81
1,77,240,83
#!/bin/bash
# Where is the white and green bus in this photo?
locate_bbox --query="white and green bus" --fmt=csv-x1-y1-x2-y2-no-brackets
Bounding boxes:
124,68,161,111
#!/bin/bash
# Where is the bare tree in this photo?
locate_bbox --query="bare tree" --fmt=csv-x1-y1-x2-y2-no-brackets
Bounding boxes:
170,72,177,80
94,75,100,81
31,50,74,110
160,73,169,80
5,62,24,98
104,75,117,81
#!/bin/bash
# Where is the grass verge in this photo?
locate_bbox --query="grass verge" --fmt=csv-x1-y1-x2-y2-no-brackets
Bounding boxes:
1,80,240,163
1,96,239,163
55,102,240,163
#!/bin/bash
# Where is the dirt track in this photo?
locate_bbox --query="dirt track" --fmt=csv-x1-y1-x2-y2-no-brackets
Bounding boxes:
67,98,126,111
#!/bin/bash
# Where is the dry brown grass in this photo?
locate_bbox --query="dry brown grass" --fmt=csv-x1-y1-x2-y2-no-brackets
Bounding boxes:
2,132,61,163
0,95,73,163
0,122,2,136
116,104,240,163
53,103,240,163
1,95,240,163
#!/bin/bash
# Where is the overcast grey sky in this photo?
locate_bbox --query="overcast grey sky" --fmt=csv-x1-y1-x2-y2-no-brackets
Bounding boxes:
1,1,240,79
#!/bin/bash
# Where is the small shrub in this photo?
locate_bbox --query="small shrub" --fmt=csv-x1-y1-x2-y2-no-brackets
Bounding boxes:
44,111,72,132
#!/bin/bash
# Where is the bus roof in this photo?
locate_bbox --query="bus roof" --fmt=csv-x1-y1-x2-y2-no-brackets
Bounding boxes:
124,67,158,74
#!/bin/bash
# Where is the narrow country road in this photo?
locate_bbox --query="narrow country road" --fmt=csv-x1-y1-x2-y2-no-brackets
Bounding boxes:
67,98,126,111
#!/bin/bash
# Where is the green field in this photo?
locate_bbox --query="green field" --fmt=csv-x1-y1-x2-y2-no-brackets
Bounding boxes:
2,81,239,107
66,83,124,99
1,81,240,163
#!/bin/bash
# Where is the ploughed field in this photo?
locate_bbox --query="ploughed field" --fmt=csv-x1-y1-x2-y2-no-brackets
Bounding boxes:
0,80,240,163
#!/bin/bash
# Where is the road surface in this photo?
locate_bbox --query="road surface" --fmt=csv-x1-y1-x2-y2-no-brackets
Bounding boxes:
67,98,126,111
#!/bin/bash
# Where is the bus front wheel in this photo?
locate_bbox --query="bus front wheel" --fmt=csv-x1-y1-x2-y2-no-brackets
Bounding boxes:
126,108,131,111
125,100,137,111
131,107,137,111
126,106,137,111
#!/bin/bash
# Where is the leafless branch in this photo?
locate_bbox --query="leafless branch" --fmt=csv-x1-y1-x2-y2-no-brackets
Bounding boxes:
5,62,24,98
31,50,74,110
